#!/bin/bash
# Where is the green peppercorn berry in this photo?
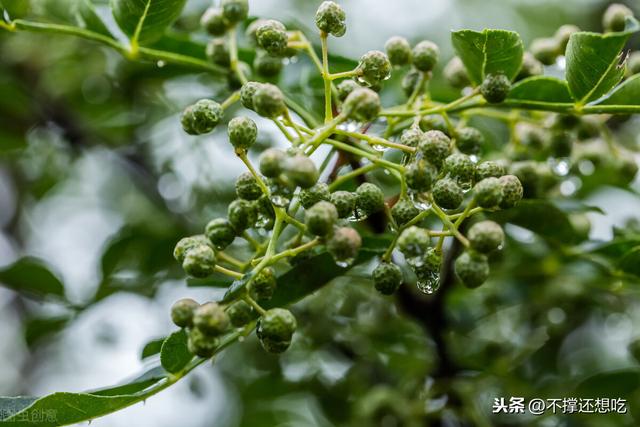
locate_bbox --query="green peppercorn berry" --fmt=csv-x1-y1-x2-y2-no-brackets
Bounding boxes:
480,73,511,104
252,83,287,118
336,79,359,101
444,153,475,184
305,201,338,237
181,99,223,135
227,199,257,231
397,226,431,258
201,7,230,36
406,159,436,192
356,50,392,86
251,267,277,300
628,52,640,76
255,194,276,226
391,198,419,227
402,68,421,97
474,177,502,208
299,183,331,209
206,38,230,67
400,127,424,148
327,227,362,262
220,0,248,24
468,220,504,253
498,174,524,209
283,154,319,188
205,218,236,250
412,247,441,281
549,130,573,158
234,172,262,200
256,20,288,56
530,37,560,66
253,50,283,77
432,178,463,210
171,298,199,328
330,191,356,218
412,40,439,72
457,126,485,155
455,250,490,288
187,327,219,358
240,81,262,110
517,52,543,80
173,235,210,263
355,182,385,216
259,148,286,178
385,36,412,66
419,115,449,135
315,1,346,37
418,130,451,167
372,262,403,295
613,156,639,185
256,308,297,353
193,301,230,336
226,300,253,327
343,87,381,122
475,161,506,181
444,56,470,88
227,116,258,150
182,244,216,278
554,24,580,52
510,161,539,198
603,3,633,33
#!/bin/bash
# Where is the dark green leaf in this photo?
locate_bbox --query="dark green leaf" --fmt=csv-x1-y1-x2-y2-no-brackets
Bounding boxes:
140,337,165,359
488,199,581,243
89,366,167,396
111,0,187,45
149,32,207,61
24,316,70,347
76,0,112,36
617,246,640,277
565,17,640,104
595,74,640,105
575,368,640,398
187,273,234,288
160,329,192,374
451,29,524,85
507,76,573,103
0,257,65,300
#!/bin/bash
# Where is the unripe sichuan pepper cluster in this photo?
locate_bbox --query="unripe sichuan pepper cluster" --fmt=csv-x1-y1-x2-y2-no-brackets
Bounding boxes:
170,1,638,358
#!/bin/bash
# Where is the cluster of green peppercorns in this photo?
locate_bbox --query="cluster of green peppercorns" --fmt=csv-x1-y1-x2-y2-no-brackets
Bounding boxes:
170,1,638,357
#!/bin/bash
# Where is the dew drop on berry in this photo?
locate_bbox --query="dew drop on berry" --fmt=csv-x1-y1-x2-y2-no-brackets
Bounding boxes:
335,258,355,268
409,192,431,210
270,195,290,207
549,157,570,176
157,60,166,68
255,213,271,228
416,271,440,294
355,75,370,87
469,154,479,163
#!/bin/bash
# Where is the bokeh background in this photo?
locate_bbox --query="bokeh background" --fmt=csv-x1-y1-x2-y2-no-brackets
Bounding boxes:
1,0,640,426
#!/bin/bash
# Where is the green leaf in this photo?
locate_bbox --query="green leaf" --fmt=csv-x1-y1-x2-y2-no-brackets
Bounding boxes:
575,368,640,398
488,199,581,243
221,235,391,304
565,17,640,104
24,316,70,347
140,337,165,359
595,74,640,105
111,0,187,46
507,76,573,103
617,246,640,277
0,257,65,300
160,329,192,374
76,0,112,36
451,28,524,86
187,273,234,288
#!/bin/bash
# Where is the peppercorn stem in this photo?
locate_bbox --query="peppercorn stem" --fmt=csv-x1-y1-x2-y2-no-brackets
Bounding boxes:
320,31,333,123
323,138,404,172
328,69,359,81
217,252,245,269
273,119,295,142
333,129,416,153
228,25,247,85
253,238,321,265
214,265,244,280
453,199,477,228
221,91,240,110
237,152,271,196
243,295,267,316
242,231,262,250
430,199,470,248
328,163,378,190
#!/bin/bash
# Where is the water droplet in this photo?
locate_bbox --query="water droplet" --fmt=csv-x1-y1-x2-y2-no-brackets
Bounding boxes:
409,192,431,210
238,336,245,342
270,195,290,207
335,258,355,268
459,180,473,192
578,160,595,176
157,60,166,68
555,55,566,70
549,157,570,176
372,144,389,152
355,75,370,86
469,155,479,163
407,256,425,268
255,213,272,229
416,271,440,294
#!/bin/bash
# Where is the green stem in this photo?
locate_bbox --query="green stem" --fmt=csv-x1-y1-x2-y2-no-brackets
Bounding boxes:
430,200,470,247
214,265,244,280
333,129,416,153
221,91,240,110
328,163,378,190
323,138,404,172
320,32,333,123
329,69,359,81
217,252,245,269
228,25,247,85
243,295,267,315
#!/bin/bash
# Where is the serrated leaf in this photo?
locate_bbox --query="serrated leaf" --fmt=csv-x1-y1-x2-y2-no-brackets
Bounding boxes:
595,73,640,105
565,17,640,104
507,76,573,103
0,257,65,300
160,329,192,374
451,28,524,86
111,0,187,46
76,0,112,36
